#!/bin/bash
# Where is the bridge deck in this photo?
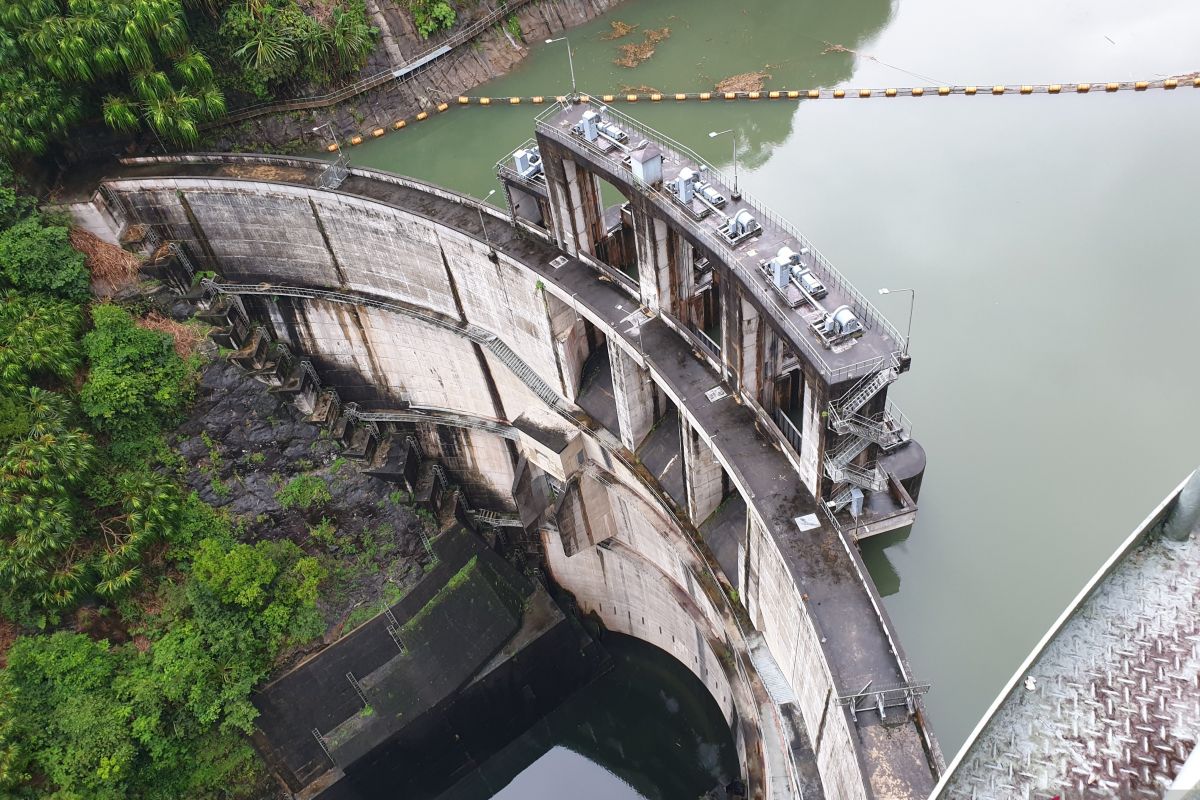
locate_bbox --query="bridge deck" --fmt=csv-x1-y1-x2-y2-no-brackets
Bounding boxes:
104,154,938,798
537,102,904,385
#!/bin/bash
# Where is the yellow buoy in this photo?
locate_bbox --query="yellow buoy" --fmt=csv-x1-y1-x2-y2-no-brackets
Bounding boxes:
532,96,544,104
626,94,638,102
416,111,428,120
651,94,662,101
911,87,924,96
457,96,469,104
436,102,449,112
509,96,521,104
479,97,491,105
748,91,761,100
371,127,385,138
938,86,951,96
1076,83,1090,93
833,88,845,98
724,92,736,100
699,92,711,101
788,90,800,99
349,134,363,146
885,88,897,97
1048,84,1061,94
1020,85,1033,95
326,143,339,153
859,88,871,98
602,94,615,102
1105,82,1119,92
1134,81,1148,91
393,120,406,130
1165,79,1179,89
807,89,820,99
992,85,1005,95
965,86,977,95
768,91,780,99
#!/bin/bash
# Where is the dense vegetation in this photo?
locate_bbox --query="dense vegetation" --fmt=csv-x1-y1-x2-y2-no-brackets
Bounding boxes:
0,0,378,156
0,160,329,797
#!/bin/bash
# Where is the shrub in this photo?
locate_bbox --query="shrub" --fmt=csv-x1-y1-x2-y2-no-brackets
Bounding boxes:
0,217,89,302
276,474,332,510
81,305,196,437
409,0,456,38
0,291,82,385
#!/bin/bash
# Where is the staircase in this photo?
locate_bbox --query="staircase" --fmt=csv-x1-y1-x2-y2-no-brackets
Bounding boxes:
824,355,908,508
477,334,562,408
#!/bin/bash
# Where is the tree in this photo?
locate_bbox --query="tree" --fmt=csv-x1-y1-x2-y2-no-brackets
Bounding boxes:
0,217,90,302
0,388,94,621
2,633,137,800
81,304,196,437
0,291,83,385
0,0,225,150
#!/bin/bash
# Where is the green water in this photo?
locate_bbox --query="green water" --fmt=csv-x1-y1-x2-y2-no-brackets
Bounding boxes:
340,0,1200,762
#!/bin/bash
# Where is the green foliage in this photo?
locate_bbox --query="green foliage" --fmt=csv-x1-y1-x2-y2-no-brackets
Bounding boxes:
276,473,331,510
408,0,456,39
0,217,89,302
505,13,522,41
0,291,82,385
0,531,325,798
2,633,136,799
218,0,375,100
81,304,196,438
0,0,226,152
0,388,95,621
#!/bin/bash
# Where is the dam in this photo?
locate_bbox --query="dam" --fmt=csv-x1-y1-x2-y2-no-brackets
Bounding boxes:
80,97,941,799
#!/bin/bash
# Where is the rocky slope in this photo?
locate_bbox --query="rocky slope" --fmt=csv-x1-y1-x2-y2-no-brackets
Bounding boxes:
172,360,434,643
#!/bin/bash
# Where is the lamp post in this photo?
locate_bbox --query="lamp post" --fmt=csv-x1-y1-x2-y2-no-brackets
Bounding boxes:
544,37,576,94
878,287,915,356
311,122,342,154
477,189,496,248
708,128,740,200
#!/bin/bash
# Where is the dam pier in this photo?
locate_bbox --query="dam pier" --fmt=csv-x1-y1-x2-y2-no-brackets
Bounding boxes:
77,97,941,799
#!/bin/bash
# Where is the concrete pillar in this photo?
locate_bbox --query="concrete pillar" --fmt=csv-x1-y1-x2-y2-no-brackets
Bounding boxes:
633,213,677,314
546,158,597,257
681,416,725,524
738,296,762,399
609,344,655,450
742,513,766,626
798,373,822,496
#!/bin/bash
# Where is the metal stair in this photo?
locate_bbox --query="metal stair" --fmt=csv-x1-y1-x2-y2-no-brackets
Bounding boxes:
837,362,899,417
827,436,872,468
477,334,563,408
827,484,859,513
748,633,798,705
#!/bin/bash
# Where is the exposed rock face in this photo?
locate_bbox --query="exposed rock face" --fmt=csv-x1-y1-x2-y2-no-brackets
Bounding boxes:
172,360,432,635
204,0,624,152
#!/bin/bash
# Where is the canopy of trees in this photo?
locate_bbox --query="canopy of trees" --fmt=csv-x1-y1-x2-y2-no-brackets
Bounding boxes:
0,0,377,156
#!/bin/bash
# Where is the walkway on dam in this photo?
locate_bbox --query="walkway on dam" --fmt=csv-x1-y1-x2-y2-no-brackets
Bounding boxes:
105,155,938,797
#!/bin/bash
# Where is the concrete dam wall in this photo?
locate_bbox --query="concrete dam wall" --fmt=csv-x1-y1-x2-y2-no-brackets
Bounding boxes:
91,146,941,799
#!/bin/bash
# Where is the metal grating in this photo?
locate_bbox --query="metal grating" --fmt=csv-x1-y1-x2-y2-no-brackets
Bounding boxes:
942,531,1200,799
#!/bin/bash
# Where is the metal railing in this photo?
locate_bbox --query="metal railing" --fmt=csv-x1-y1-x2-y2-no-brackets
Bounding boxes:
535,104,901,383
772,407,804,454
208,0,538,127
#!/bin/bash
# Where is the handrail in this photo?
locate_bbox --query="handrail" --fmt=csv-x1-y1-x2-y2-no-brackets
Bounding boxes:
208,0,537,127
535,115,899,384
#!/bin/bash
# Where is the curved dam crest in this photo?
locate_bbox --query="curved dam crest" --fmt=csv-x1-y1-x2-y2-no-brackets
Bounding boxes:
83,130,941,798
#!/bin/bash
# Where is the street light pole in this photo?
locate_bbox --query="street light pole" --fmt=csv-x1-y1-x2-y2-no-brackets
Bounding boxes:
545,37,575,94
708,128,740,200
878,287,915,356
312,122,342,153
478,189,497,249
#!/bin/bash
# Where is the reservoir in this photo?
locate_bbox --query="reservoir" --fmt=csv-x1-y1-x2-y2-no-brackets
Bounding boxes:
335,0,1200,776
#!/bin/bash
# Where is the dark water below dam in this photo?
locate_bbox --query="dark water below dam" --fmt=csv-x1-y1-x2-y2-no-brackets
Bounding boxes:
333,0,1200,781
363,634,738,800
